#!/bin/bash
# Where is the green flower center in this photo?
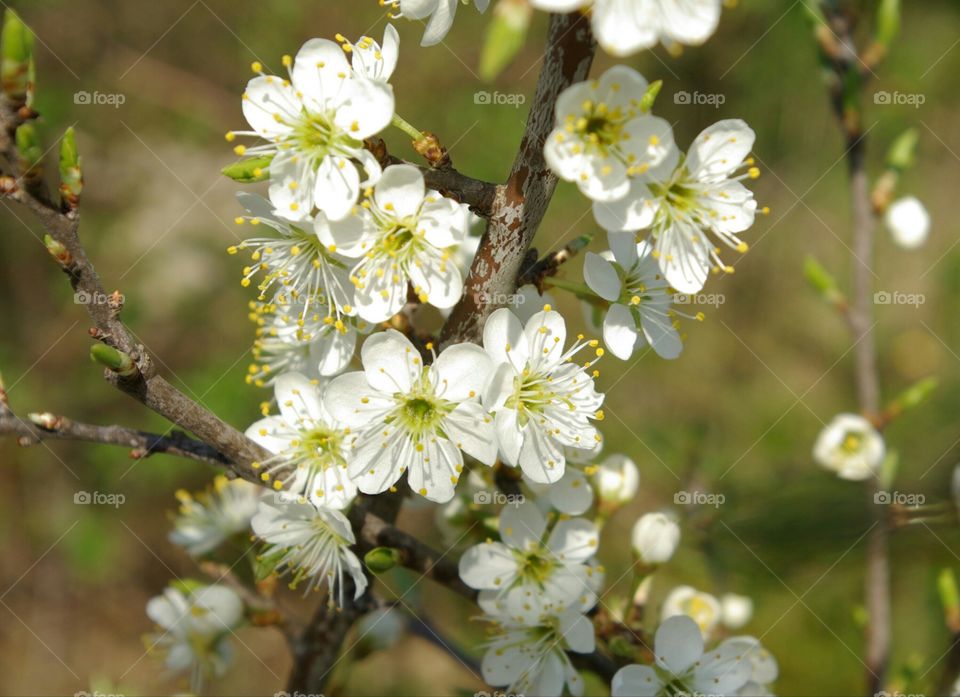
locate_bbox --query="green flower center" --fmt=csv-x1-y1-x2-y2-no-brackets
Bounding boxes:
841,431,863,454
298,425,346,471
389,378,454,440
516,549,555,585
291,110,359,160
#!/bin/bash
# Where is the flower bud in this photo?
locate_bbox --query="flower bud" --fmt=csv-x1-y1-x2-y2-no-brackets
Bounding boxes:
364,546,401,573
90,344,137,378
630,512,680,565
591,453,640,507
0,9,33,103
59,127,83,211
720,593,754,629
15,122,42,177
43,234,72,266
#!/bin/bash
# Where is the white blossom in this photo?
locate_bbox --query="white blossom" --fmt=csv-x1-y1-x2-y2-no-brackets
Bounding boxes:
611,615,756,697
661,585,721,638
813,413,885,481
385,0,490,47
324,329,496,502
482,307,605,484
251,497,367,606
480,608,595,697
630,512,680,564
169,476,261,556
530,0,723,56
245,372,358,509
459,500,602,623
230,28,398,221
590,453,640,506
720,593,754,630
594,119,760,294
545,65,675,202
885,196,930,249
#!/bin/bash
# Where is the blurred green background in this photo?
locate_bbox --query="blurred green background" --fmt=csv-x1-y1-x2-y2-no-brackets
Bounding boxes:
1,0,959,695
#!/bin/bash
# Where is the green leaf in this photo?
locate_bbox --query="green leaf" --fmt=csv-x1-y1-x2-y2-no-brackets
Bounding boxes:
478,0,532,82
1,9,33,102
221,155,273,183
640,80,663,114
886,376,938,417
59,127,83,208
875,0,900,48
803,255,844,305
885,127,919,172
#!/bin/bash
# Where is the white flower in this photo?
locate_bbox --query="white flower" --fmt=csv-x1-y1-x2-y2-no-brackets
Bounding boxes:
611,615,755,697
545,65,675,202
482,307,605,484
386,0,490,46
459,501,602,623
530,0,723,56
526,467,595,515
885,196,930,249
480,608,595,697
324,329,496,502
630,512,679,564
231,193,358,325
661,585,721,638
169,476,261,556
595,119,759,294
331,164,471,322
591,453,640,506
146,583,244,692
230,28,398,221
245,372,358,509
813,413,885,481
584,234,689,360
720,593,754,630
725,636,779,696
251,497,367,606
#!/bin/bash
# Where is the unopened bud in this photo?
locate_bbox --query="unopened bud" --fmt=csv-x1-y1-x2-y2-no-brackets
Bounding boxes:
59,127,83,211
364,546,401,573
0,9,34,103
15,122,42,177
43,234,72,266
27,412,62,430
221,155,273,183
90,343,137,377
630,512,680,565
413,132,449,169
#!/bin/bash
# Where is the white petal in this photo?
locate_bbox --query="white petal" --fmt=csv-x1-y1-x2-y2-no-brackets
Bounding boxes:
445,401,498,465
654,615,704,675
432,343,492,402
242,76,298,138
687,119,755,178
375,164,426,219
547,517,599,562
458,542,518,589
483,307,530,368
548,469,594,515
420,0,458,46
314,155,360,222
500,500,547,552
361,329,422,393
584,252,622,302
611,665,662,697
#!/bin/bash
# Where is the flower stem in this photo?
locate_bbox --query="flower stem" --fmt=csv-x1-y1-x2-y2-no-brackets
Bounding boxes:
543,276,604,304
391,114,425,142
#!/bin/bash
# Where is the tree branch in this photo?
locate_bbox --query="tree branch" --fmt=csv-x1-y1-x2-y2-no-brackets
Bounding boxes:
440,12,596,345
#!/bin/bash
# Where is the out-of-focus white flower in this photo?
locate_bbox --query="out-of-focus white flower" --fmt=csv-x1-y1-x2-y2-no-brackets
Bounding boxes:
611,616,757,697
630,512,679,564
245,372,358,510
146,583,244,692
885,196,930,249
530,0,723,56
480,608,594,697
482,307,604,484
584,235,687,360
169,476,261,556
325,329,496,502
813,413,885,481
387,0,490,47
720,593,754,630
661,585,721,638
594,119,759,294
251,498,367,606
459,500,601,624
230,28,398,221
590,453,640,506
726,635,779,696
544,65,675,203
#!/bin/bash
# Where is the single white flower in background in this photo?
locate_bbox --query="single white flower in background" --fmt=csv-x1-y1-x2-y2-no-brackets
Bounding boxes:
230,193,357,327
590,452,640,506
324,329,496,502
480,608,594,697
251,497,367,606
385,0,490,47
720,593,754,630
630,511,680,564
595,119,760,294
545,65,675,202
885,195,930,249
530,0,723,56
459,500,602,623
245,372,358,509
331,164,472,322
482,307,605,484
146,583,244,692
661,585,722,638
813,413,885,481
229,27,397,221
584,233,690,360
169,476,261,556
610,615,755,697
